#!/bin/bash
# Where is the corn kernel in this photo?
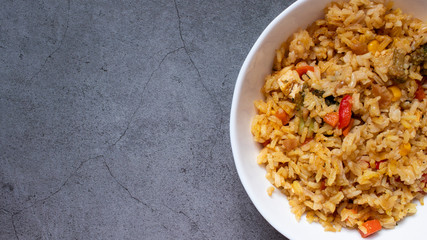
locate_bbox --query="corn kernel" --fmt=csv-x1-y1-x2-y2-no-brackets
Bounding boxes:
271,110,276,115
400,143,411,156
388,86,401,101
368,40,379,53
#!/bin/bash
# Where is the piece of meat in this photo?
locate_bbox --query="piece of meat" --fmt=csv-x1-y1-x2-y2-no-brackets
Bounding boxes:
282,138,299,151
411,44,427,76
411,44,427,66
388,49,408,83
277,69,304,100
372,84,393,108
348,40,368,55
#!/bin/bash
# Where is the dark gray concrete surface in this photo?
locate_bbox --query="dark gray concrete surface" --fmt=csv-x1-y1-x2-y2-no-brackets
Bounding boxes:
1,0,295,239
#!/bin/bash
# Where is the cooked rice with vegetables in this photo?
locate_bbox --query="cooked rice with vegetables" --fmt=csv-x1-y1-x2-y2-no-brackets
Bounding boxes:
251,0,427,237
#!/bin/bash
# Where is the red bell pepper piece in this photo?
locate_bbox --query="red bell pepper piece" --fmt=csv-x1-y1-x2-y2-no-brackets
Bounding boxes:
338,95,352,129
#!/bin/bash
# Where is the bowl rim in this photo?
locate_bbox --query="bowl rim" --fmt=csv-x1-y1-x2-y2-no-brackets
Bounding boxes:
230,0,309,238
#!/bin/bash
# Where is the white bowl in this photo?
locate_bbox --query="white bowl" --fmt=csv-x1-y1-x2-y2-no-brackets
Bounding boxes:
230,0,427,239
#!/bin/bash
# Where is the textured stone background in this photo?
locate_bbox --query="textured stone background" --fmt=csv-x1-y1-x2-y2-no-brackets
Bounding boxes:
1,0,295,239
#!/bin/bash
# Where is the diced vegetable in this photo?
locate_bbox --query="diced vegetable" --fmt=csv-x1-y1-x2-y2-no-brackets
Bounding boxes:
307,119,315,138
415,82,425,101
410,43,427,66
312,89,325,98
342,118,354,136
325,95,338,106
400,143,411,156
298,118,305,135
295,88,306,110
388,86,401,101
389,49,408,83
358,219,382,238
338,95,352,129
323,112,339,127
296,65,315,77
275,109,290,125
367,40,379,53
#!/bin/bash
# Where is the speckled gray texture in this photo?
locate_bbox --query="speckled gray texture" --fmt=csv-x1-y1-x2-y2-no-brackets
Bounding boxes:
1,0,295,239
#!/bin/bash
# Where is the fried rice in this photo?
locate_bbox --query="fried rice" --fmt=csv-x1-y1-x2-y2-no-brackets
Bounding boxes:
250,0,427,235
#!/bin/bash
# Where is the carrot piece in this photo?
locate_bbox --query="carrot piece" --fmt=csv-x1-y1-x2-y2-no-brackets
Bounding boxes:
342,118,354,136
295,65,315,77
323,112,339,127
275,109,290,125
358,220,382,238
415,83,425,101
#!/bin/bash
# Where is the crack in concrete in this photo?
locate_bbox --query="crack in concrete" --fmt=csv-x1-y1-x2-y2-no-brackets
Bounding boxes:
20,155,104,212
162,204,207,238
11,214,19,240
28,0,71,83
111,1,226,154
173,0,225,160
9,154,104,239
161,224,169,231
1,206,18,239
111,47,184,146
1,208,11,214
103,161,155,212
8,2,227,237
173,0,222,109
